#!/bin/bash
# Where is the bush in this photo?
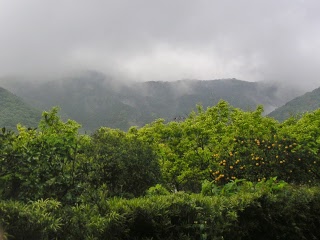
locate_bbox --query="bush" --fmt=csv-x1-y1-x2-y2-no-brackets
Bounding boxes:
0,199,61,240
146,184,170,196
2,185,320,239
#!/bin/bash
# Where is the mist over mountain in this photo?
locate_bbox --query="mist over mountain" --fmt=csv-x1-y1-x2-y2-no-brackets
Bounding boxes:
1,2,319,127
1,1,320,93
0,71,308,131
268,86,320,121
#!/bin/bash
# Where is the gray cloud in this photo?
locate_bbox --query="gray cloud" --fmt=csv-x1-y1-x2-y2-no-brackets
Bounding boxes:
0,0,319,90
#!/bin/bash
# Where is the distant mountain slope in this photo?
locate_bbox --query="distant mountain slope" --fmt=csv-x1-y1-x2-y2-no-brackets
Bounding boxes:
0,87,41,129
121,79,285,122
0,72,303,131
1,72,138,131
268,86,320,121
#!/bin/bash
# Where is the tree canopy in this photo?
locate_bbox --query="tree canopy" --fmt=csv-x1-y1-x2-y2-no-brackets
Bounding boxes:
1,101,320,239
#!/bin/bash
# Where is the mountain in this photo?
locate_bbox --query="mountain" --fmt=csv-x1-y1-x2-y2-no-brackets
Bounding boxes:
268,86,320,121
0,71,303,131
121,79,288,122
0,86,41,129
1,72,141,131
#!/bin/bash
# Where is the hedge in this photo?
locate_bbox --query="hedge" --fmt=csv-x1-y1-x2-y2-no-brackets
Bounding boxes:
1,185,320,239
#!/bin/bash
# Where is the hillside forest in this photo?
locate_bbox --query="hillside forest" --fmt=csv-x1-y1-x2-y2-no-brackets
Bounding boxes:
1,100,320,239
0,74,306,132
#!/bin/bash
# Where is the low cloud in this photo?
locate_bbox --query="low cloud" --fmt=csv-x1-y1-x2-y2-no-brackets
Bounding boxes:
0,0,319,90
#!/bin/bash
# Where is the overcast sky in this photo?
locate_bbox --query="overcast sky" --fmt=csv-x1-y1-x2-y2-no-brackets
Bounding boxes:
0,0,319,89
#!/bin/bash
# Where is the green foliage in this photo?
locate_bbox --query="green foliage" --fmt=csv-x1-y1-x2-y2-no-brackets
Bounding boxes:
1,100,320,239
0,87,40,130
281,109,320,154
88,127,161,197
146,184,170,196
230,186,320,240
201,180,220,196
0,107,160,203
4,76,291,132
211,135,319,184
202,177,288,197
62,204,127,240
269,86,320,122
3,185,320,239
138,100,320,190
0,107,84,203
0,199,62,239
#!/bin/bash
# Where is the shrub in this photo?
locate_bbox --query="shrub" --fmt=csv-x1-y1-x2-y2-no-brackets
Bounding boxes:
0,199,61,240
146,184,170,196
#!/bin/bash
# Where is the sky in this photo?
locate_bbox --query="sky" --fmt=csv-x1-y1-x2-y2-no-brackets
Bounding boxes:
0,0,319,90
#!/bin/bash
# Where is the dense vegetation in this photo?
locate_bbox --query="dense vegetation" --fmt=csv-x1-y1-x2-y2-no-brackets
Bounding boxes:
0,87,40,129
1,101,320,239
1,73,301,131
268,86,320,121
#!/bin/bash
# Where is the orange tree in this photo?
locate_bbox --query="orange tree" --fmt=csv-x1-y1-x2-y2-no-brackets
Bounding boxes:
210,135,318,184
280,110,320,179
136,101,240,192
137,101,320,190
137,101,277,191
211,108,320,185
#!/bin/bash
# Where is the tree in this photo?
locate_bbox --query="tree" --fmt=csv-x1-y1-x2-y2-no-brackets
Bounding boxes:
88,127,161,197
0,107,85,203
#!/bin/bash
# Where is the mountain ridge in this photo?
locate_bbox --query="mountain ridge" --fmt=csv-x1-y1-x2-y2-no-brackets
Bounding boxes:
268,86,320,121
0,72,313,131
0,86,41,129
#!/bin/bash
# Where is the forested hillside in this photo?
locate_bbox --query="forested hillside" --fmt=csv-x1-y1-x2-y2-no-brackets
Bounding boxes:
0,87,41,129
0,71,303,131
1,101,320,239
268,86,320,121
